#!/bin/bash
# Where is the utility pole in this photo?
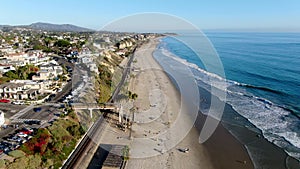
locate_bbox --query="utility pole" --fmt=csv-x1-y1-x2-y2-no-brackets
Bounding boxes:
129,106,135,140
119,103,123,123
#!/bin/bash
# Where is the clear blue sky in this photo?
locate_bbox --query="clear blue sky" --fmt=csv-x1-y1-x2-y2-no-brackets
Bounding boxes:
1,0,300,31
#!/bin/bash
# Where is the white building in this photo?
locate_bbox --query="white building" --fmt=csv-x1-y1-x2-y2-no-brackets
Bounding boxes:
0,64,16,73
81,57,93,64
0,82,40,100
32,63,63,81
0,111,4,126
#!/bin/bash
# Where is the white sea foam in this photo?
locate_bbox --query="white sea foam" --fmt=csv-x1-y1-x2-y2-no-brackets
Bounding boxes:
156,46,300,160
160,48,231,91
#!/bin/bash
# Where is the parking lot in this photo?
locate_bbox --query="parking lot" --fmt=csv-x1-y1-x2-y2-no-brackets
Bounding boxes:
0,102,63,156
0,60,86,157
0,103,26,119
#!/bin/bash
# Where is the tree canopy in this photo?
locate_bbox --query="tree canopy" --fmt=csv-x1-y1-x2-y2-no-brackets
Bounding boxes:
3,64,39,80
54,39,71,47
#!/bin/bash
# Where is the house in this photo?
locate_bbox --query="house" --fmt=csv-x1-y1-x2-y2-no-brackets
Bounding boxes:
81,57,93,64
0,64,16,73
32,69,54,81
117,42,127,50
0,46,14,54
115,50,126,57
89,63,98,74
2,52,29,66
25,50,49,65
0,83,40,100
6,52,28,62
8,60,27,67
11,80,42,90
32,63,63,81
10,80,53,93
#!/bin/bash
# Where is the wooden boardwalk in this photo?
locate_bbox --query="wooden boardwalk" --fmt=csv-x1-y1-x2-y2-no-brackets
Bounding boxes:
102,145,126,169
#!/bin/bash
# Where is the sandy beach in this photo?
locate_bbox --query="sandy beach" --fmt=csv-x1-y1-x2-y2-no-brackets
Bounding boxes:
125,38,254,169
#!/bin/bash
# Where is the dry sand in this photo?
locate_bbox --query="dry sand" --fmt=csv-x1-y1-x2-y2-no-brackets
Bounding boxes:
126,38,204,168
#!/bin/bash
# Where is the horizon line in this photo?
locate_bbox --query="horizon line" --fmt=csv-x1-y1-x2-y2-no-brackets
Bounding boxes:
1,22,300,33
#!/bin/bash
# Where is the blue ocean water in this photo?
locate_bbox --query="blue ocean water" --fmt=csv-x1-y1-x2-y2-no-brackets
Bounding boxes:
208,32,300,115
155,32,300,160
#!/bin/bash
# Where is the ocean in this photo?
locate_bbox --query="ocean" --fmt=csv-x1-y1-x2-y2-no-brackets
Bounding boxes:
153,32,300,165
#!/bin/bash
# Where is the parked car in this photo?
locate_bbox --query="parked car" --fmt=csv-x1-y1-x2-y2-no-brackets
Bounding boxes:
12,101,25,105
3,147,10,152
33,107,42,112
17,133,28,137
0,99,10,103
20,127,34,133
19,129,32,135
7,136,22,143
24,120,41,125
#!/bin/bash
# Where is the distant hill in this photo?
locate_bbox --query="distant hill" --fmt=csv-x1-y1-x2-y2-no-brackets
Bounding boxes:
28,22,94,32
0,25,11,30
0,22,94,32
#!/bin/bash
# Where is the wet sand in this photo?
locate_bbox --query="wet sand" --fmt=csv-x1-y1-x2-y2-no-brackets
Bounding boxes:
197,83,300,169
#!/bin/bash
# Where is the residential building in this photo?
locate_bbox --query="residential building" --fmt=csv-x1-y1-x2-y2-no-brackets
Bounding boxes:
0,64,16,73
0,82,39,100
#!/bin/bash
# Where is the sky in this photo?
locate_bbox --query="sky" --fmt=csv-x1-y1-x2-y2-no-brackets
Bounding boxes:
1,0,300,31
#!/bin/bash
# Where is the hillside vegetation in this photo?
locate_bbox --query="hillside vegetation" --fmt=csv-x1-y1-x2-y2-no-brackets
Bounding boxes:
3,110,85,169
96,51,124,103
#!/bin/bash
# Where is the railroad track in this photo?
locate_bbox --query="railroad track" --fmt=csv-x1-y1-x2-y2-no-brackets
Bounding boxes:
62,115,106,169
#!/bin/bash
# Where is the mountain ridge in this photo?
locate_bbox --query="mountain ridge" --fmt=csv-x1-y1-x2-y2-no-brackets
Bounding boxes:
0,22,94,32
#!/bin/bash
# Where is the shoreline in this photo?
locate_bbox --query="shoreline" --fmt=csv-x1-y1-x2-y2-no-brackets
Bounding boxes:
125,37,254,169
193,72,300,168
153,37,300,168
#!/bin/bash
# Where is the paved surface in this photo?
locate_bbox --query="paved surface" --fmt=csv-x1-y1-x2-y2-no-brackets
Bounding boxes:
51,56,75,102
10,105,34,120
0,103,26,119
110,47,136,103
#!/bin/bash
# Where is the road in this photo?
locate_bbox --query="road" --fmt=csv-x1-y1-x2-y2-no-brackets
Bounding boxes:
0,103,27,119
50,56,88,103
109,47,137,103
50,56,75,102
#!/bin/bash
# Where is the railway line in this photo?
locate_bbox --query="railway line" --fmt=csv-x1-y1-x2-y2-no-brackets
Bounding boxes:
62,114,106,169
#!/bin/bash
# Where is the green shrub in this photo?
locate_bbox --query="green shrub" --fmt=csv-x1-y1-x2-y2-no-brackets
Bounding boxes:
8,150,26,158
8,100,84,168
122,145,130,161
0,159,5,168
6,156,28,169
27,154,42,168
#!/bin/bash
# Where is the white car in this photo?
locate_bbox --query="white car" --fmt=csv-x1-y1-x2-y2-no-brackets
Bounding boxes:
12,101,25,105
17,133,28,137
